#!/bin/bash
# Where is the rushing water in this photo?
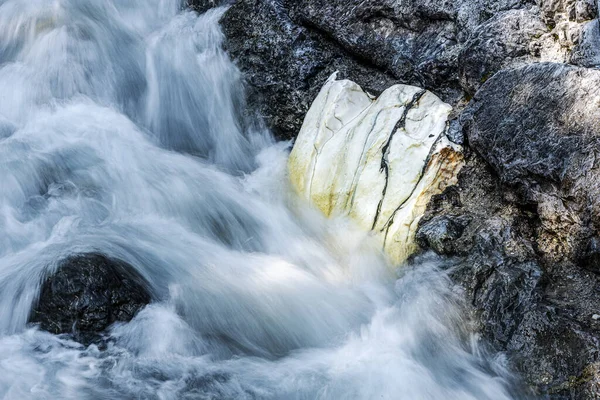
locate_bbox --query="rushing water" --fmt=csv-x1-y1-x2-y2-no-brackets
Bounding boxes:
0,1,520,399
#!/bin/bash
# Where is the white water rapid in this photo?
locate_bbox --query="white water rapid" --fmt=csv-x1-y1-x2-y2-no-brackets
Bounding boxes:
0,1,522,399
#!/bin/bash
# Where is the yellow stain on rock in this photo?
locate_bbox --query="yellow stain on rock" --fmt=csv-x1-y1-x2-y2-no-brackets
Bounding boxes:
288,73,464,265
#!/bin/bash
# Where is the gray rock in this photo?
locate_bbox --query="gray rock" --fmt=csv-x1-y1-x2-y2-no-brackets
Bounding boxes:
458,9,547,95
218,0,599,138
463,62,600,262
29,254,151,344
286,0,462,97
537,0,597,25
537,0,600,67
220,0,398,139
571,19,600,66
418,63,600,397
415,215,468,255
286,0,541,94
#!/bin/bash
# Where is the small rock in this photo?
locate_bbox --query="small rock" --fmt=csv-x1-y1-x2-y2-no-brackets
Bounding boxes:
186,0,222,13
416,215,467,255
29,253,151,344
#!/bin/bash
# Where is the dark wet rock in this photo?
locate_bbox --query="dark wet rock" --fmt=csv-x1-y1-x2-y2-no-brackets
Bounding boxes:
29,254,151,344
216,0,600,138
186,0,222,13
580,236,600,273
464,62,600,263
418,63,600,397
220,0,398,139
415,215,468,255
284,0,544,97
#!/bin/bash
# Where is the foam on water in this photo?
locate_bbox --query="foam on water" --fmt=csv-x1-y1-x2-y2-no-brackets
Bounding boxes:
0,1,522,398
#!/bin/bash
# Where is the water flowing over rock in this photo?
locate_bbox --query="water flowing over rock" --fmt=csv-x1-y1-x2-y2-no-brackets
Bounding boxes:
289,75,463,264
0,1,519,398
217,0,600,396
29,254,151,344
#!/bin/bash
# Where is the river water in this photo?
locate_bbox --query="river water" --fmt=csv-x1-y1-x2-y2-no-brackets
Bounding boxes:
0,1,520,399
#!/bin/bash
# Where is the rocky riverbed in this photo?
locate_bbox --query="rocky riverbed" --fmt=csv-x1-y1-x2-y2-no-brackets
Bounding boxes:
188,0,600,397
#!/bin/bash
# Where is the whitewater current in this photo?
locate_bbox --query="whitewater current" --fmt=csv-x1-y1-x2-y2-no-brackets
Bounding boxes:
0,1,522,399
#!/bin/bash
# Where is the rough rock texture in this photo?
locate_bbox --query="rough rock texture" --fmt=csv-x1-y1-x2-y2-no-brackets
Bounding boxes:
417,63,600,398
210,0,600,396
289,75,462,264
219,0,598,138
220,0,398,139
186,0,223,13
458,9,548,95
29,254,151,344
538,0,599,63
465,63,600,266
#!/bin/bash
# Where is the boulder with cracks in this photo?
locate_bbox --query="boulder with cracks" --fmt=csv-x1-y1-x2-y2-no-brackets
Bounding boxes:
289,74,463,264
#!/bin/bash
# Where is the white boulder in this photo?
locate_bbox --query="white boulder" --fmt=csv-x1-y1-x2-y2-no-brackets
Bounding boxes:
288,74,463,264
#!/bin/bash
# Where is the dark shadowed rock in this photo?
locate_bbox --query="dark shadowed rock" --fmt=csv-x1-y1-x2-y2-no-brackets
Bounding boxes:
218,0,600,138
415,215,468,255
29,254,151,344
220,0,398,139
284,0,545,98
418,63,600,397
186,0,221,13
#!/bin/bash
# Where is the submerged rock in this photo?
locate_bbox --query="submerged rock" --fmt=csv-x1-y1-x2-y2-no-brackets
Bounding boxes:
289,74,463,264
29,254,151,344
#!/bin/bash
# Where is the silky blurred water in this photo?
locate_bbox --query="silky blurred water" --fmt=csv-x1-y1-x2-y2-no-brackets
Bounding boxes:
0,1,521,399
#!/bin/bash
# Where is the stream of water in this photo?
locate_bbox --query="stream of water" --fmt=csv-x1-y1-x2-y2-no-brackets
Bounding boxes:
0,1,520,398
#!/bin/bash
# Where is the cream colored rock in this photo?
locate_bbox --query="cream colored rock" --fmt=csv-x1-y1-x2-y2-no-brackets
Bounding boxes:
288,74,464,265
